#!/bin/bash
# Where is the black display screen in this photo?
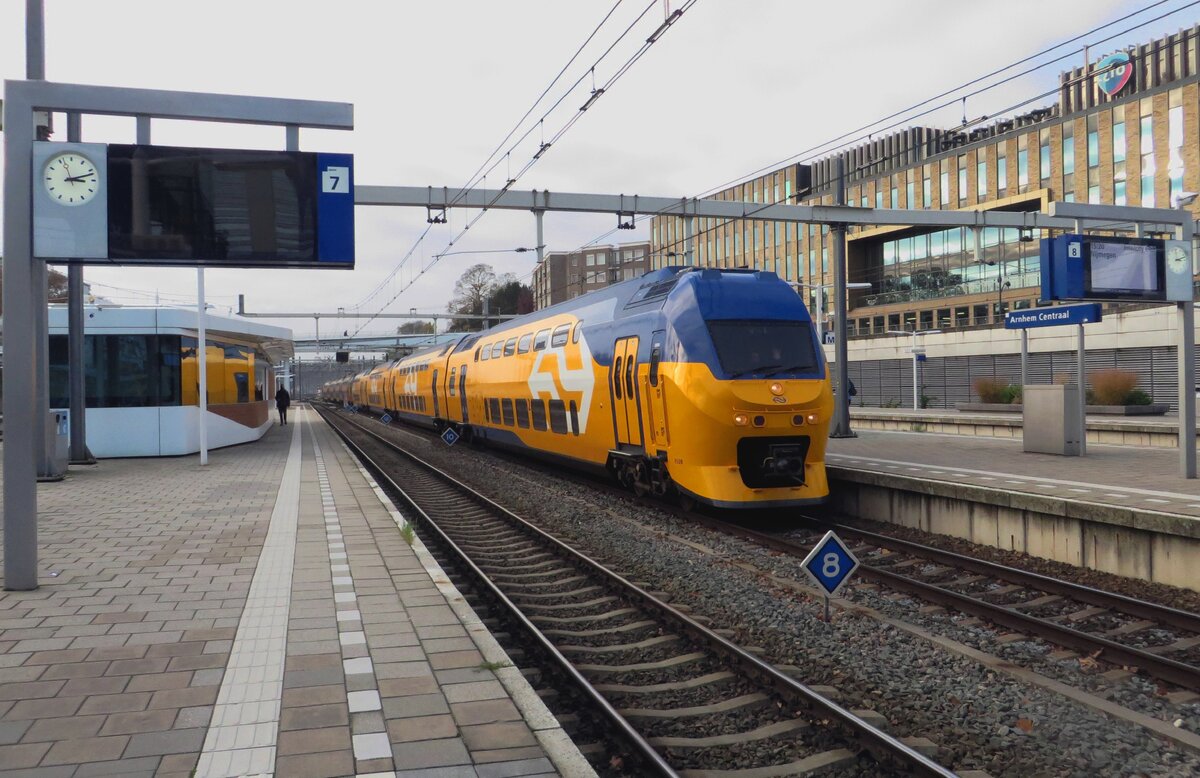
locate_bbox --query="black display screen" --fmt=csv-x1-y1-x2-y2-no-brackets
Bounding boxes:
107,144,318,266
1084,238,1166,301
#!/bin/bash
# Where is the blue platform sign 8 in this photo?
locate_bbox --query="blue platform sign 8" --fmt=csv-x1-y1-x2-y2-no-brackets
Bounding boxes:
800,530,860,597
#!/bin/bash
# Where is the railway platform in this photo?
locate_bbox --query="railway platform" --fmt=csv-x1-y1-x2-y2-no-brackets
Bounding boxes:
0,406,587,778
825,426,1200,591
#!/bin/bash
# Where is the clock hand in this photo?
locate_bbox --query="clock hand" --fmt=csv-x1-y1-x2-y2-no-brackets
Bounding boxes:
64,174,95,183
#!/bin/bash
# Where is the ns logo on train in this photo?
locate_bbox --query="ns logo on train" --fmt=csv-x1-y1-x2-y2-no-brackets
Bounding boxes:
528,329,595,434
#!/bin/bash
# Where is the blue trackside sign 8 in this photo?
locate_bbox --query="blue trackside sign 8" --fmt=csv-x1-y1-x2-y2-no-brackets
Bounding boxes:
1004,303,1102,330
801,530,859,597
316,152,355,266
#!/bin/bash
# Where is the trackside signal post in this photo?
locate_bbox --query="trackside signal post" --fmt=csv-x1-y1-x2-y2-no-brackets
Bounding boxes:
2,80,353,589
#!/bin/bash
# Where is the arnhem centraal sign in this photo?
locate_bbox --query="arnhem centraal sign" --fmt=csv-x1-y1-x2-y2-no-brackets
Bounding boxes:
1004,303,1103,330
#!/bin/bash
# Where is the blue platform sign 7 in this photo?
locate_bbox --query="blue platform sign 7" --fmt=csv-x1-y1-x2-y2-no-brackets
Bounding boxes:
800,530,860,597
440,427,460,447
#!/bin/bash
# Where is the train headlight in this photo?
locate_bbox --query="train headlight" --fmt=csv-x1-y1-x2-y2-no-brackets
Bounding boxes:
806,413,819,424
734,413,749,426
769,382,784,396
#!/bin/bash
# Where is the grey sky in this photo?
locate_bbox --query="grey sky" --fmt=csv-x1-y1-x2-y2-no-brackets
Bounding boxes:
1,0,1182,344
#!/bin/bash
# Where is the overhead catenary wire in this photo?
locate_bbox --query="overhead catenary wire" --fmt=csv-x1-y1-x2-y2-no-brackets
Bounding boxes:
576,0,1199,255
348,0,695,338
348,0,641,314
640,43,1181,265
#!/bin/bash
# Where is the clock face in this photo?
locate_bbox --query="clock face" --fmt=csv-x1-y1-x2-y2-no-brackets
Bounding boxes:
1168,246,1190,271
43,152,100,206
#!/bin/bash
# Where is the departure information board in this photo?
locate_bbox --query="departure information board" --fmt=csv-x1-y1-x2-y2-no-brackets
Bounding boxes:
32,142,354,268
1086,239,1159,298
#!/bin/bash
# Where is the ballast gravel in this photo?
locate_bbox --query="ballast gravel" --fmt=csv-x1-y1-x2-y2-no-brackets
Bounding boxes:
360,417,1200,777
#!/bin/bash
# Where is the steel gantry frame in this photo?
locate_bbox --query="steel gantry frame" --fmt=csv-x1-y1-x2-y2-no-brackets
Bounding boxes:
355,184,1198,480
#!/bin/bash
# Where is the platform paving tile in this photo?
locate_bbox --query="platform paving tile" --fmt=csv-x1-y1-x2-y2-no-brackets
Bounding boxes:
0,412,289,775
0,411,578,777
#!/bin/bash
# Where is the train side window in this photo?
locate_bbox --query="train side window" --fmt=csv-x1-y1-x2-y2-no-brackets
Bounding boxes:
613,357,623,399
514,399,530,428
551,324,570,348
624,356,635,397
484,398,491,422
492,342,503,359
488,397,501,423
548,399,568,434
568,401,579,435
503,338,516,357
572,320,584,343
501,399,515,426
474,347,480,362
533,330,550,350
649,344,661,387
517,334,532,354
448,367,457,397
480,347,489,361
530,398,547,431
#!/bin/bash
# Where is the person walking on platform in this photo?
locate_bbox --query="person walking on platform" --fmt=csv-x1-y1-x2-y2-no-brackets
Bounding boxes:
275,384,291,425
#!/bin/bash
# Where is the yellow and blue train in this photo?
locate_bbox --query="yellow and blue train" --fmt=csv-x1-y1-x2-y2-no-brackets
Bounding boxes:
321,267,832,508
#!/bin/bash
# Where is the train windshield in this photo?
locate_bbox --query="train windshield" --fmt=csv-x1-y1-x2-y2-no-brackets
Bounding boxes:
707,320,818,378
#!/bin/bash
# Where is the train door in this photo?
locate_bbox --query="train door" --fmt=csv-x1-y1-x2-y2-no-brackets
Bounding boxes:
610,336,643,448
431,369,440,418
458,365,469,423
645,331,669,448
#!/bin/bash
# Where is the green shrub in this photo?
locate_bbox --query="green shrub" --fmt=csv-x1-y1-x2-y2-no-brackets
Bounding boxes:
973,377,1008,404
1000,384,1023,404
1125,389,1153,406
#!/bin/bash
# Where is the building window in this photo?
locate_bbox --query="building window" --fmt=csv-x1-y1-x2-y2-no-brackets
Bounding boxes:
1086,114,1099,168
876,188,883,209
906,179,915,209
997,145,1007,192
977,157,987,199
891,182,898,208
1169,91,1184,204
940,168,950,206
922,170,931,209
1039,129,1050,184
1113,112,1127,206
1141,103,1155,207
1017,136,1029,191
1086,114,1100,204
1062,124,1074,176
957,155,967,204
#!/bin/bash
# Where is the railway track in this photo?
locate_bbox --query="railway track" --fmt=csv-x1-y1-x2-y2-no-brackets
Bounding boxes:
315,405,957,777
691,515,1200,695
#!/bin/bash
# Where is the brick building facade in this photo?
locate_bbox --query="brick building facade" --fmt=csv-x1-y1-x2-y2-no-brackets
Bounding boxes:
532,241,651,309
650,25,1200,337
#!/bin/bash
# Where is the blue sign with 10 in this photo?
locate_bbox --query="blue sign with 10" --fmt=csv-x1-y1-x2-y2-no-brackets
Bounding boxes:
800,530,860,597
440,427,460,447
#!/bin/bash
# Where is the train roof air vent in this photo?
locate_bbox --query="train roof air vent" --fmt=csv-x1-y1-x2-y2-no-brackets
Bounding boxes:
624,275,681,309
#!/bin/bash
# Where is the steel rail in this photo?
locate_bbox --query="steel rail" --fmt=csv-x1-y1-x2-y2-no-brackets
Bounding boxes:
315,405,676,777
689,515,1200,694
801,516,1200,635
316,405,957,778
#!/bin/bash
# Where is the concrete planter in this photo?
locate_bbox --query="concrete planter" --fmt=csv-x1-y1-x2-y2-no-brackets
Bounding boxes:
956,402,1169,416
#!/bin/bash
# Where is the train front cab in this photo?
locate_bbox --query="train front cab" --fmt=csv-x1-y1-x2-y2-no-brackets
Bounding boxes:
619,270,832,509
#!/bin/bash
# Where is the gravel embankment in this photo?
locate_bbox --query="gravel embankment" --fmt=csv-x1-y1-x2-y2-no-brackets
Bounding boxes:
356,416,1200,777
